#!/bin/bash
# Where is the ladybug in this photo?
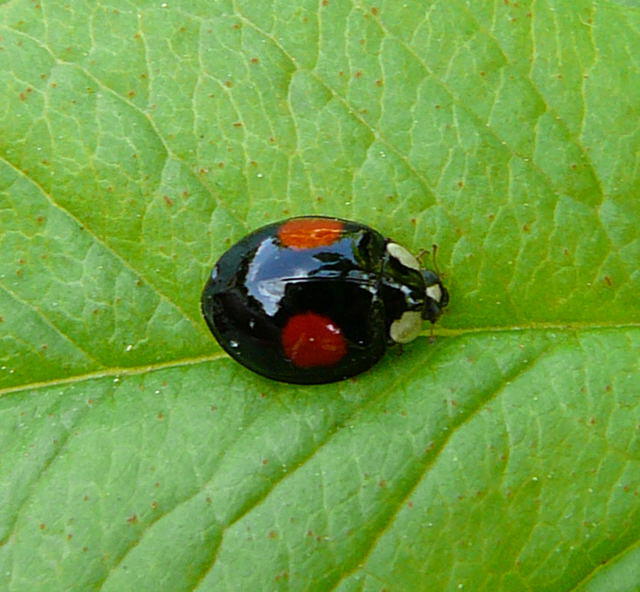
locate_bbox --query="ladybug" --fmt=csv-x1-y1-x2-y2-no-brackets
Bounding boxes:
201,216,449,384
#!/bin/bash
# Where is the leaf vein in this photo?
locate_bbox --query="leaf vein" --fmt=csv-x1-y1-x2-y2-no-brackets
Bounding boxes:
328,337,566,590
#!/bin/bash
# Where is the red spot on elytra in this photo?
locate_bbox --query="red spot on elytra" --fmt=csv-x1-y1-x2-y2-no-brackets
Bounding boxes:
282,312,347,368
278,218,343,249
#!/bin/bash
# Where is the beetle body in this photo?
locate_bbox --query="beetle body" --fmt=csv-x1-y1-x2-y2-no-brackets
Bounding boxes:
201,216,448,384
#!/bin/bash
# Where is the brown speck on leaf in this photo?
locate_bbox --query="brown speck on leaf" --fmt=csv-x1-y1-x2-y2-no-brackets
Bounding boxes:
157,412,165,420
604,276,612,286
232,23,241,30
375,79,383,86
0,317,4,323
589,417,597,425
151,501,159,510
457,181,464,188
163,195,174,207
523,223,531,232
233,121,243,127
250,57,259,64
127,515,138,524
378,480,387,488
267,530,278,539
67,533,73,540
262,459,269,465
224,80,233,87
480,71,486,76
407,500,414,508
371,7,379,15
127,90,136,98
82,547,89,552
354,70,363,78
39,523,46,530
322,0,329,5
605,384,612,392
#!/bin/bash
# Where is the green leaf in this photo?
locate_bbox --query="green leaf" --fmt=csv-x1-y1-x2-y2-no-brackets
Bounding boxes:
1,1,639,591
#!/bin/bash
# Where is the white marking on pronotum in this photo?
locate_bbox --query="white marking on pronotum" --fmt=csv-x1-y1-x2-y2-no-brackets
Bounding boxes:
386,242,421,271
390,310,423,344
426,283,443,303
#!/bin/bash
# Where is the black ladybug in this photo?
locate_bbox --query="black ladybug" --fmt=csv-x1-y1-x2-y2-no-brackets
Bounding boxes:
201,216,449,384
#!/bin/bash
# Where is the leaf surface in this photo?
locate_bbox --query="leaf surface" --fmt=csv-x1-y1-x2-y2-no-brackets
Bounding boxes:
1,1,639,590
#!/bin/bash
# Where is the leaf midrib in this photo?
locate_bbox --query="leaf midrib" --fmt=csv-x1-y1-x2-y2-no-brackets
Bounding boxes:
1,322,638,398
